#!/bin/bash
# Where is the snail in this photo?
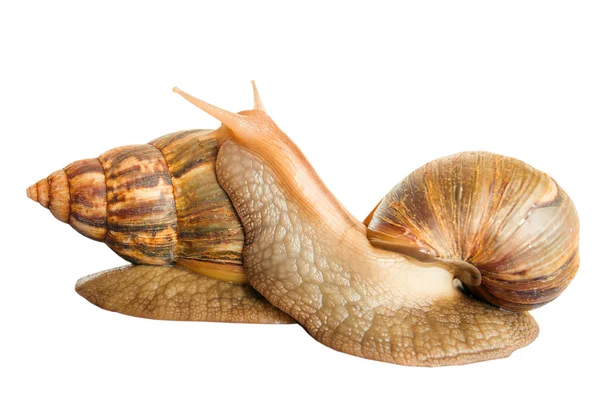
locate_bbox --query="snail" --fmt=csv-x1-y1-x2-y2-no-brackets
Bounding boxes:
27,82,579,366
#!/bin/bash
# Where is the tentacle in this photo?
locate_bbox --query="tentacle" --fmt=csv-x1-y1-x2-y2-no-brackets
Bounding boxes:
251,80,265,111
173,87,252,134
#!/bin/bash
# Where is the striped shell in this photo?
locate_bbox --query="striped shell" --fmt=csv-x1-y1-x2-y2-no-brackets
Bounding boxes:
366,152,579,311
27,129,246,283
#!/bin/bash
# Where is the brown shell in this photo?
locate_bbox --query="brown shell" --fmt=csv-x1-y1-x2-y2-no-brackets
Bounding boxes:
27,129,245,281
366,151,579,311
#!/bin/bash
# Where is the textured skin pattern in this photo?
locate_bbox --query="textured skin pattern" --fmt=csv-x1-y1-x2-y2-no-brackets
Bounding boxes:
75,265,294,324
217,141,539,366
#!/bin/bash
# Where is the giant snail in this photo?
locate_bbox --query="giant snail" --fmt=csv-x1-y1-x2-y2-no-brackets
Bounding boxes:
27,82,579,366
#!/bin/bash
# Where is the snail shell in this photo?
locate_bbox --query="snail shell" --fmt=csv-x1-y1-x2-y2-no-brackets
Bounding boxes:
365,151,579,311
27,129,246,283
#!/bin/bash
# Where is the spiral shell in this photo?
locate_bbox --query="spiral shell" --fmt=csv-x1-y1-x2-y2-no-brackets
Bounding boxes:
366,151,579,311
27,129,246,282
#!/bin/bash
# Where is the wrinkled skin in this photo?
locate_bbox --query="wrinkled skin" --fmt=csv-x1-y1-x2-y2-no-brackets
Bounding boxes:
214,114,538,366
76,265,293,324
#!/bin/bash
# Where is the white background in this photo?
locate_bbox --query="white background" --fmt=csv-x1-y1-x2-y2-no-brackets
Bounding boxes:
1,1,598,399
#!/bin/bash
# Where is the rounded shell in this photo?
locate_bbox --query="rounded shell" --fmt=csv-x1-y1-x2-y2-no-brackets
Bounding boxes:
366,151,579,311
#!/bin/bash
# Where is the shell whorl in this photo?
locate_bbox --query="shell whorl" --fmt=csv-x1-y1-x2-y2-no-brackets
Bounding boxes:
27,170,71,223
27,129,245,277
366,151,580,311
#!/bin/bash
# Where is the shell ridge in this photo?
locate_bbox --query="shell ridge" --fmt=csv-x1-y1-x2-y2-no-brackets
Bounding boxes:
423,160,452,257
487,161,540,255
97,156,110,243
462,152,479,261
149,141,181,263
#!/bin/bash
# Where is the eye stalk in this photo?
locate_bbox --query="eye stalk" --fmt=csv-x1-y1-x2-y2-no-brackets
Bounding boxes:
173,81,267,140
251,80,265,111
172,86,253,134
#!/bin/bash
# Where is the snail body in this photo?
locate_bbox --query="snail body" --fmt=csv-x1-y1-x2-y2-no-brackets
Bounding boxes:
27,83,580,366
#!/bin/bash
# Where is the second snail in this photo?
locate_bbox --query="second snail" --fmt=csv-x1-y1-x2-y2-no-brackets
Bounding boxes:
27,82,580,367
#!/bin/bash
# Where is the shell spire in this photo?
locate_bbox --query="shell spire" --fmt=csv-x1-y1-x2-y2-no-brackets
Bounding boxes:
27,171,70,223
27,159,107,240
